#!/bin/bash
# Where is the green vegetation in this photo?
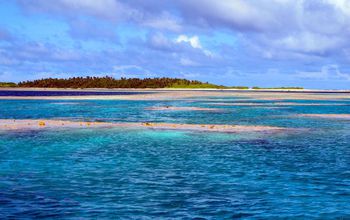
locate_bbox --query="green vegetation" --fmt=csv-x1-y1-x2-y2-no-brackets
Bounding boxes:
18,76,229,89
12,77,303,90
227,86,249,89
168,81,226,89
0,82,17,87
252,86,304,90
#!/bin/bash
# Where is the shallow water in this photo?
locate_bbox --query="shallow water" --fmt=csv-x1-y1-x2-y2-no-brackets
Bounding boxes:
0,96,350,219
0,90,153,96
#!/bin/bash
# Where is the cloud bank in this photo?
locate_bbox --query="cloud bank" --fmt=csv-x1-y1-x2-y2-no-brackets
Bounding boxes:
0,0,349,88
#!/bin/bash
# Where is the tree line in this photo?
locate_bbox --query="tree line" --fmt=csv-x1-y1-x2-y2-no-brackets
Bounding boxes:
17,76,225,89
0,82,17,87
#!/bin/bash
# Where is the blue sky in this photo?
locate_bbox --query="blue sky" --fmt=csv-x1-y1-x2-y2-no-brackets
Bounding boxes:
0,0,350,89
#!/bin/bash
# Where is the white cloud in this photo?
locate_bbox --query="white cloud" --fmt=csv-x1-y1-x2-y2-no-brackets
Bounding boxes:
176,35,213,57
177,0,350,58
143,12,182,31
11,0,350,88
296,65,350,81
326,0,350,15
59,0,121,15
266,31,346,55
176,35,202,49
20,0,350,58
177,0,293,31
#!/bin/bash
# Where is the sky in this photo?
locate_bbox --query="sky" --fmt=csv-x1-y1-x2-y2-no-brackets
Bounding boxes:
0,0,350,89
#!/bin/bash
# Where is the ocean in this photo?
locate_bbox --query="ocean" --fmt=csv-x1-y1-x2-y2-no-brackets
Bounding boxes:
0,93,349,219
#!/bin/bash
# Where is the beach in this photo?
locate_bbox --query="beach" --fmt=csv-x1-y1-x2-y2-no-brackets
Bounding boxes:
1,88,349,101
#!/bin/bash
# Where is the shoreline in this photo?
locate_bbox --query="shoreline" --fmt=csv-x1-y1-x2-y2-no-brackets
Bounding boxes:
0,88,349,101
1,87,350,93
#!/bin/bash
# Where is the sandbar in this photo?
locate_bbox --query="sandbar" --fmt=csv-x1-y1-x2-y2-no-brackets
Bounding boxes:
297,114,350,119
0,119,296,133
207,102,348,106
0,89,349,101
145,106,222,111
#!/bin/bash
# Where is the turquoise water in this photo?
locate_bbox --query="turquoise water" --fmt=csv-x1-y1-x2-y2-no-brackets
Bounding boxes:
0,90,153,96
0,97,350,218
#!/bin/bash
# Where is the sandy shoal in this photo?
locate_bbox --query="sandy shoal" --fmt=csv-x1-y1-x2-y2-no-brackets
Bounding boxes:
297,114,350,119
145,106,222,111
0,90,349,101
206,102,348,106
0,119,297,133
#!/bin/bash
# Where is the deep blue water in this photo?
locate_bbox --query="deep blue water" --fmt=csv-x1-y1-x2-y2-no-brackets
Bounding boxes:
0,90,152,96
0,95,350,219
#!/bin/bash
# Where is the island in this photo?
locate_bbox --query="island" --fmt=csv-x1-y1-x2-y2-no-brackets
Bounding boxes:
1,76,303,90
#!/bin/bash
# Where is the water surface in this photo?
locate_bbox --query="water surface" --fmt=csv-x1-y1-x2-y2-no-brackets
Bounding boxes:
0,90,153,96
0,94,349,219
